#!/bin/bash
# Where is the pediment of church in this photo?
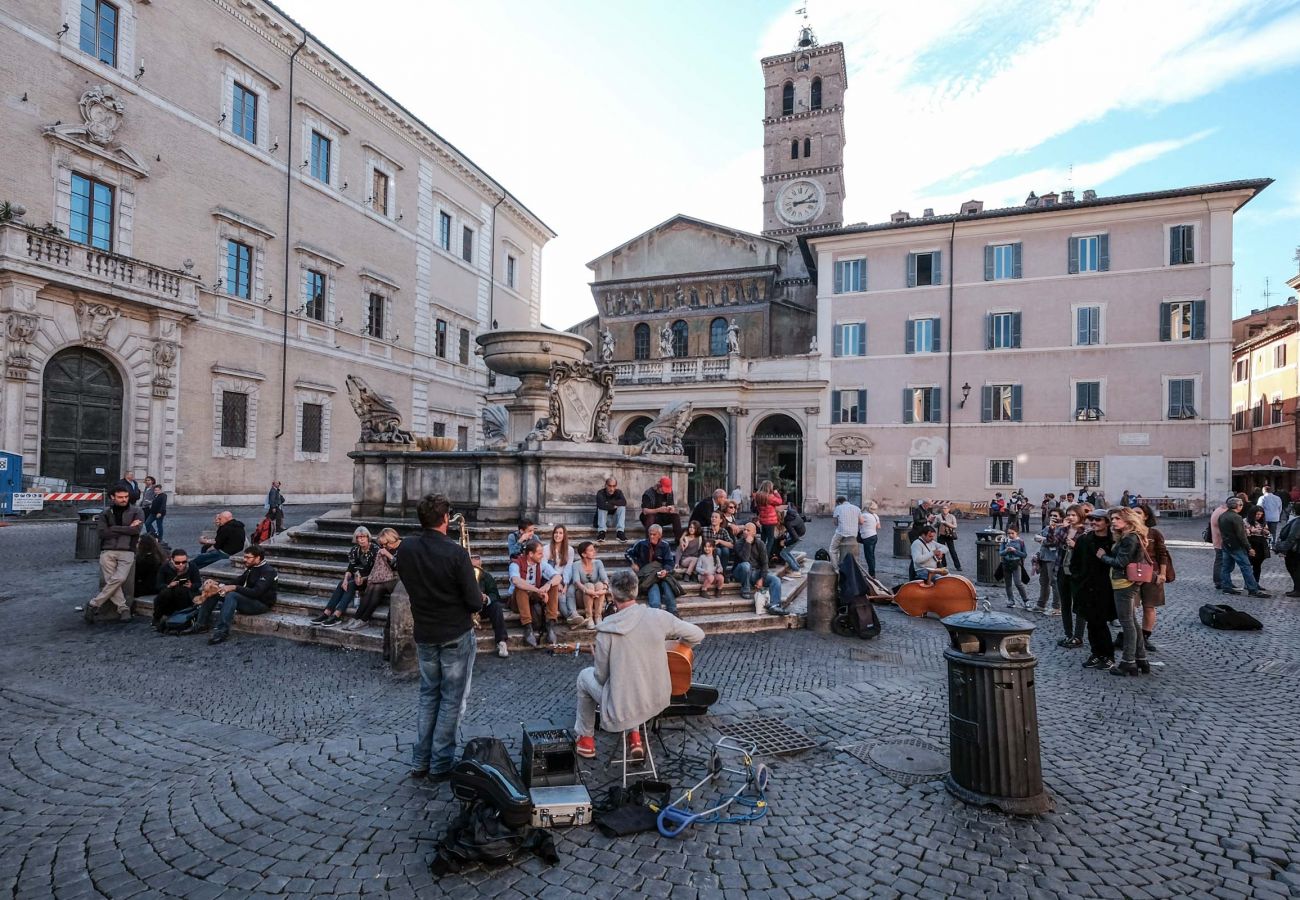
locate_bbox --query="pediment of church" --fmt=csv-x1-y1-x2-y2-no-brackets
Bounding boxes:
588,215,786,283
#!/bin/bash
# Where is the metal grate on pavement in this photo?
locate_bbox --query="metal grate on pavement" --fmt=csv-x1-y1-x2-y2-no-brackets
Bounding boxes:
848,647,905,665
715,716,816,757
840,737,949,786
1254,658,1300,677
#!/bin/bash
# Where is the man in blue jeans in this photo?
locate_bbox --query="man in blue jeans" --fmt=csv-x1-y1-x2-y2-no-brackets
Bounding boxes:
185,546,277,644
625,525,678,614
1218,497,1270,598
394,493,482,781
733,523,788,615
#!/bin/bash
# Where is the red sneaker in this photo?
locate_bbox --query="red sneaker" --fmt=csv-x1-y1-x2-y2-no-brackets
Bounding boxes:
627,730,645,762
575,735,596,759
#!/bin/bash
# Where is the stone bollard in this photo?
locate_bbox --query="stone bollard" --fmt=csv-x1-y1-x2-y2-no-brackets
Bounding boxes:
805,559,837,633
387,581,418,674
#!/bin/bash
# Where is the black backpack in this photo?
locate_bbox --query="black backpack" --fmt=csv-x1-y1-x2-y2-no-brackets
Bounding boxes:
159,606,198,635
430,800,558,875
1199,604,1263,631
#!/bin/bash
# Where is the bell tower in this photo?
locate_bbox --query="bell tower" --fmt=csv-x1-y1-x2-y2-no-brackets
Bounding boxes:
760,26,846,237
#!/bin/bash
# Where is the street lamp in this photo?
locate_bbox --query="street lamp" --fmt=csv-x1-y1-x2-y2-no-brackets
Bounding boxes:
959,382,972,408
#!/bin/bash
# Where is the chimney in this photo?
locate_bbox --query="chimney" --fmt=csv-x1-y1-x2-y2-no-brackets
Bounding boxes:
890,210,909,224
1041,192,1058,206
1061,190,1075,203
1024,191,1039,207
960,200,983,215
922,208,934,218
1082,189,1097,201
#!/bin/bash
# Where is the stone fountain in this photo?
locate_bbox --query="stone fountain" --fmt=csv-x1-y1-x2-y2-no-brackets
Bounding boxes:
348,328,692,524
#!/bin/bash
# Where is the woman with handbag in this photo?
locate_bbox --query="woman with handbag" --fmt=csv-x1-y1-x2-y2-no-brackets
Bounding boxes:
1096,506,1153,675
937,502,962,572
999,527,1031,609
1138,504,1174,653
1245,506,1272,587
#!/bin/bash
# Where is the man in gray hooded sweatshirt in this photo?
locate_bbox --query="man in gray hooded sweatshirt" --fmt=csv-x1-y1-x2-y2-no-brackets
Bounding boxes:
574,570,704,761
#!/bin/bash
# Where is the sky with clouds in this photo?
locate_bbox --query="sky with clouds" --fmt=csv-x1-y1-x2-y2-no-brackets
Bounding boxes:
277,0,1300,327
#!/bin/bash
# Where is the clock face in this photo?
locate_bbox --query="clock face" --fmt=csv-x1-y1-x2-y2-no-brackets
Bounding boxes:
777,179,824,225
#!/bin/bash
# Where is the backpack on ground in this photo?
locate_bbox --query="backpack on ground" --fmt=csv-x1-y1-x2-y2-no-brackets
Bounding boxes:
1198,603,1263,631
814,548,831,561
159,606,198,635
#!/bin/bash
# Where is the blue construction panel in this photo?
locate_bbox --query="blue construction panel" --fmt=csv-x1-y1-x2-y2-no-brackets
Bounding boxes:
0,451,21,513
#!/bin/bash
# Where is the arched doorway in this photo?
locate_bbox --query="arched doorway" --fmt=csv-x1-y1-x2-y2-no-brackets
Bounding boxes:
683,415,727,505
752,414,803,507
619,416,653,446
41,347,123,487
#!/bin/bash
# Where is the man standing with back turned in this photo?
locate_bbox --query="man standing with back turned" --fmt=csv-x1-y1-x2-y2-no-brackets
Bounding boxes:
395,493,482,781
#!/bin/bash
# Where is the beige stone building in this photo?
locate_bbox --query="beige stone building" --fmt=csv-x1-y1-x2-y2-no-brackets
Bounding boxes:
1230,296,1300,493
0,0,552,503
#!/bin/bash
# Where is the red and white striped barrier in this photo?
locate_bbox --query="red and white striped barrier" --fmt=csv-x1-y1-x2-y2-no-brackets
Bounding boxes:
41,492,103,501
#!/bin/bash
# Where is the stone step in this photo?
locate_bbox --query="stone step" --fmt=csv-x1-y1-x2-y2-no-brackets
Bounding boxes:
312,514,636,540
263,538,637,569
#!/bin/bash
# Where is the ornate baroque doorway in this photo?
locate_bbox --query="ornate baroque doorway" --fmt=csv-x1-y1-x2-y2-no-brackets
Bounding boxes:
752,413,803,507
41,347,123,487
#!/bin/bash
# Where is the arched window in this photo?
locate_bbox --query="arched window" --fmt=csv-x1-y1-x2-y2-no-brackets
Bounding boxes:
633,323,650,360
710,318,729,356
671,319,689,358
790,139,799,160
811,77,823,110
803,137,811,158
781,81,794,116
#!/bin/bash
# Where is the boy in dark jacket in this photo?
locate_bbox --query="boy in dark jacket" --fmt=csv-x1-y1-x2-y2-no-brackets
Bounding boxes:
186,546,277,644
1070,511,1116,669
471,552,509,658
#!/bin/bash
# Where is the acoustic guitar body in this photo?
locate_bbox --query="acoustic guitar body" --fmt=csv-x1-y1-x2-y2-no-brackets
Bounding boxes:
894,575,977,619
667,642,694,697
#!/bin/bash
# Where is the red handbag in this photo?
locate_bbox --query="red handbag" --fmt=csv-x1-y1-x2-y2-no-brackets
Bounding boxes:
1125,539,1157,584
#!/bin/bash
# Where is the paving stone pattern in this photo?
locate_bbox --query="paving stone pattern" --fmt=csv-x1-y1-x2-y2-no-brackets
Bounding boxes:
2,510,1300,897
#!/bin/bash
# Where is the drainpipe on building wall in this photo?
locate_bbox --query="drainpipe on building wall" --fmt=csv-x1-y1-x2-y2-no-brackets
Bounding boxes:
487,196,505,331
274,33,309,454
946,219,956,469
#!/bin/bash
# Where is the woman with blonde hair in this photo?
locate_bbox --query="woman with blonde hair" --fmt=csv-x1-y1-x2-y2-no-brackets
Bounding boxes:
1096,506,1151,675
751,480,785,557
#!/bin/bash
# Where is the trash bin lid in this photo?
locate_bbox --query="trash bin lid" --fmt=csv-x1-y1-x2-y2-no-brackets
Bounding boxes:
942,601,1035,635
79,508,104,517
895,519,913,527
976,528,1004,537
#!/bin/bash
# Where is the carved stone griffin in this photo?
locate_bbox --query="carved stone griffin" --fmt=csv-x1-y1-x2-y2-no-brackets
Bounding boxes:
640,400,693,456
526,360,616,443
345,373,413,444
481,404,509,449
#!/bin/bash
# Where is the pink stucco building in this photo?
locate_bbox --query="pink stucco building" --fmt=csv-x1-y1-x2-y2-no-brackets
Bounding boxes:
804,179,1270,513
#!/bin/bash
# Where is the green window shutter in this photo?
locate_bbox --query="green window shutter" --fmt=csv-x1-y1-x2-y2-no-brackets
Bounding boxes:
1012,242,1023,278
1159,302,1172,342
932,318,942,352
1011,384,1023,421
858,390,867,423
1075,382,1086,417
833,262,843,294
1169,227,1181,265
904,321,915,354
933,250,942,285
1167,380,1180,418
1068,237,1079,274
930,388,942,423
906,253,917,288
1191,300,1206,340
861,259,868,291
856,325,866,356
981,386,993,422
1184,226,1195,264
984,246,994,281
985,314,994,350
1012,312,1022,348
831,391,842,423
832,325,843,357
1098,234,1110,272
903,388,914,423
1088,307,1100,345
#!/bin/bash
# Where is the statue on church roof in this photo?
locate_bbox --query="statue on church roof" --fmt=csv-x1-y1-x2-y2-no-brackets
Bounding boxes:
599,327,615,362
726,319,740,355
659,322,674,358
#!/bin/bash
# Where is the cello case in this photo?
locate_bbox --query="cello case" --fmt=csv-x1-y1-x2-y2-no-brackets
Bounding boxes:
893,574,978,619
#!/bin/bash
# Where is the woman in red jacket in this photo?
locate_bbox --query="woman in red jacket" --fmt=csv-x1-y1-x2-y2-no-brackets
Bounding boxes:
751,480,784,558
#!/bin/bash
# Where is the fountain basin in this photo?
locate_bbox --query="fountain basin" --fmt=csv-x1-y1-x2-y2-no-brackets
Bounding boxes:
476,329,591,379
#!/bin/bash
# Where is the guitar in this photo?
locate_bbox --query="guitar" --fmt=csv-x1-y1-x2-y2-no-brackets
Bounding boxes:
667,642,694,697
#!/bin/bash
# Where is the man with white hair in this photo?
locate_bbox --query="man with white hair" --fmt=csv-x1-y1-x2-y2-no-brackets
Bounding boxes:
626,524,678,614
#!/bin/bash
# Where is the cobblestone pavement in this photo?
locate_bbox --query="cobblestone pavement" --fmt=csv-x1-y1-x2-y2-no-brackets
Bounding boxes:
2,510,1300,898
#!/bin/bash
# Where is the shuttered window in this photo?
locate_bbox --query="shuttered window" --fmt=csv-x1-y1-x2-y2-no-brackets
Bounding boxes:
1076,306,1101,345
1170,225,1195,265
985,312,1021,350
984,243,1022,281
905,317,940,353
1068,234,1109,274
1159,300,1205,341
980,384,1022,422
1075,382,1103,421
831,389,867,424
833,323,866,357
833,258,865,293
907,251,942,287
903,387,942,423
1167,379,1197,420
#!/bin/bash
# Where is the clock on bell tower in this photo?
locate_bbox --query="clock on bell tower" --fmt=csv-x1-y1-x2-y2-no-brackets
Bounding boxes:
760,27,846,237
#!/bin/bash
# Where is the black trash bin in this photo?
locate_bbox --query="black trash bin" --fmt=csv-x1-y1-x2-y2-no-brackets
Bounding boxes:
941,605,1052,815
974,529,1005,585
75,508,103,560
892,520,912,558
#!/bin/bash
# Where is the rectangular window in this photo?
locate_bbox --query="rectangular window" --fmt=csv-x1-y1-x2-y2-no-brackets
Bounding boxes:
79,0,118,67
459,328,470,365
986,243,1021,281
431,422,446,438
310,131,331,183
1253,400,1265,429
365,292,384,338
905,317,940,353
435,318,447,357
232,83,258,143
833,323,866,357
833,258,865,293
908,458,934,486
1170,224,1195,265
1075,381,1103,421
1167,378,1197,420
1074,460,1101,488
835,459,864,507
1167,460,1196,489
220,391,248,449
300,402,323,454
1076,306,1101,346
506,254,517,289
1276,344,1288,369
438,212,452,251
1233,407,1246,431
462,226,474,263
1069,234,1110,274
831,389,867,424
1234,359,1249,381
457,425,469,451
908,251,941,287
69,173,114,251
1160,300,1205,342
981,384,1022,422
305,270,326,321
225,240,252,299
986,312,1021,349
989,459,1014,487
371,169,389,216
903,387,942,423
